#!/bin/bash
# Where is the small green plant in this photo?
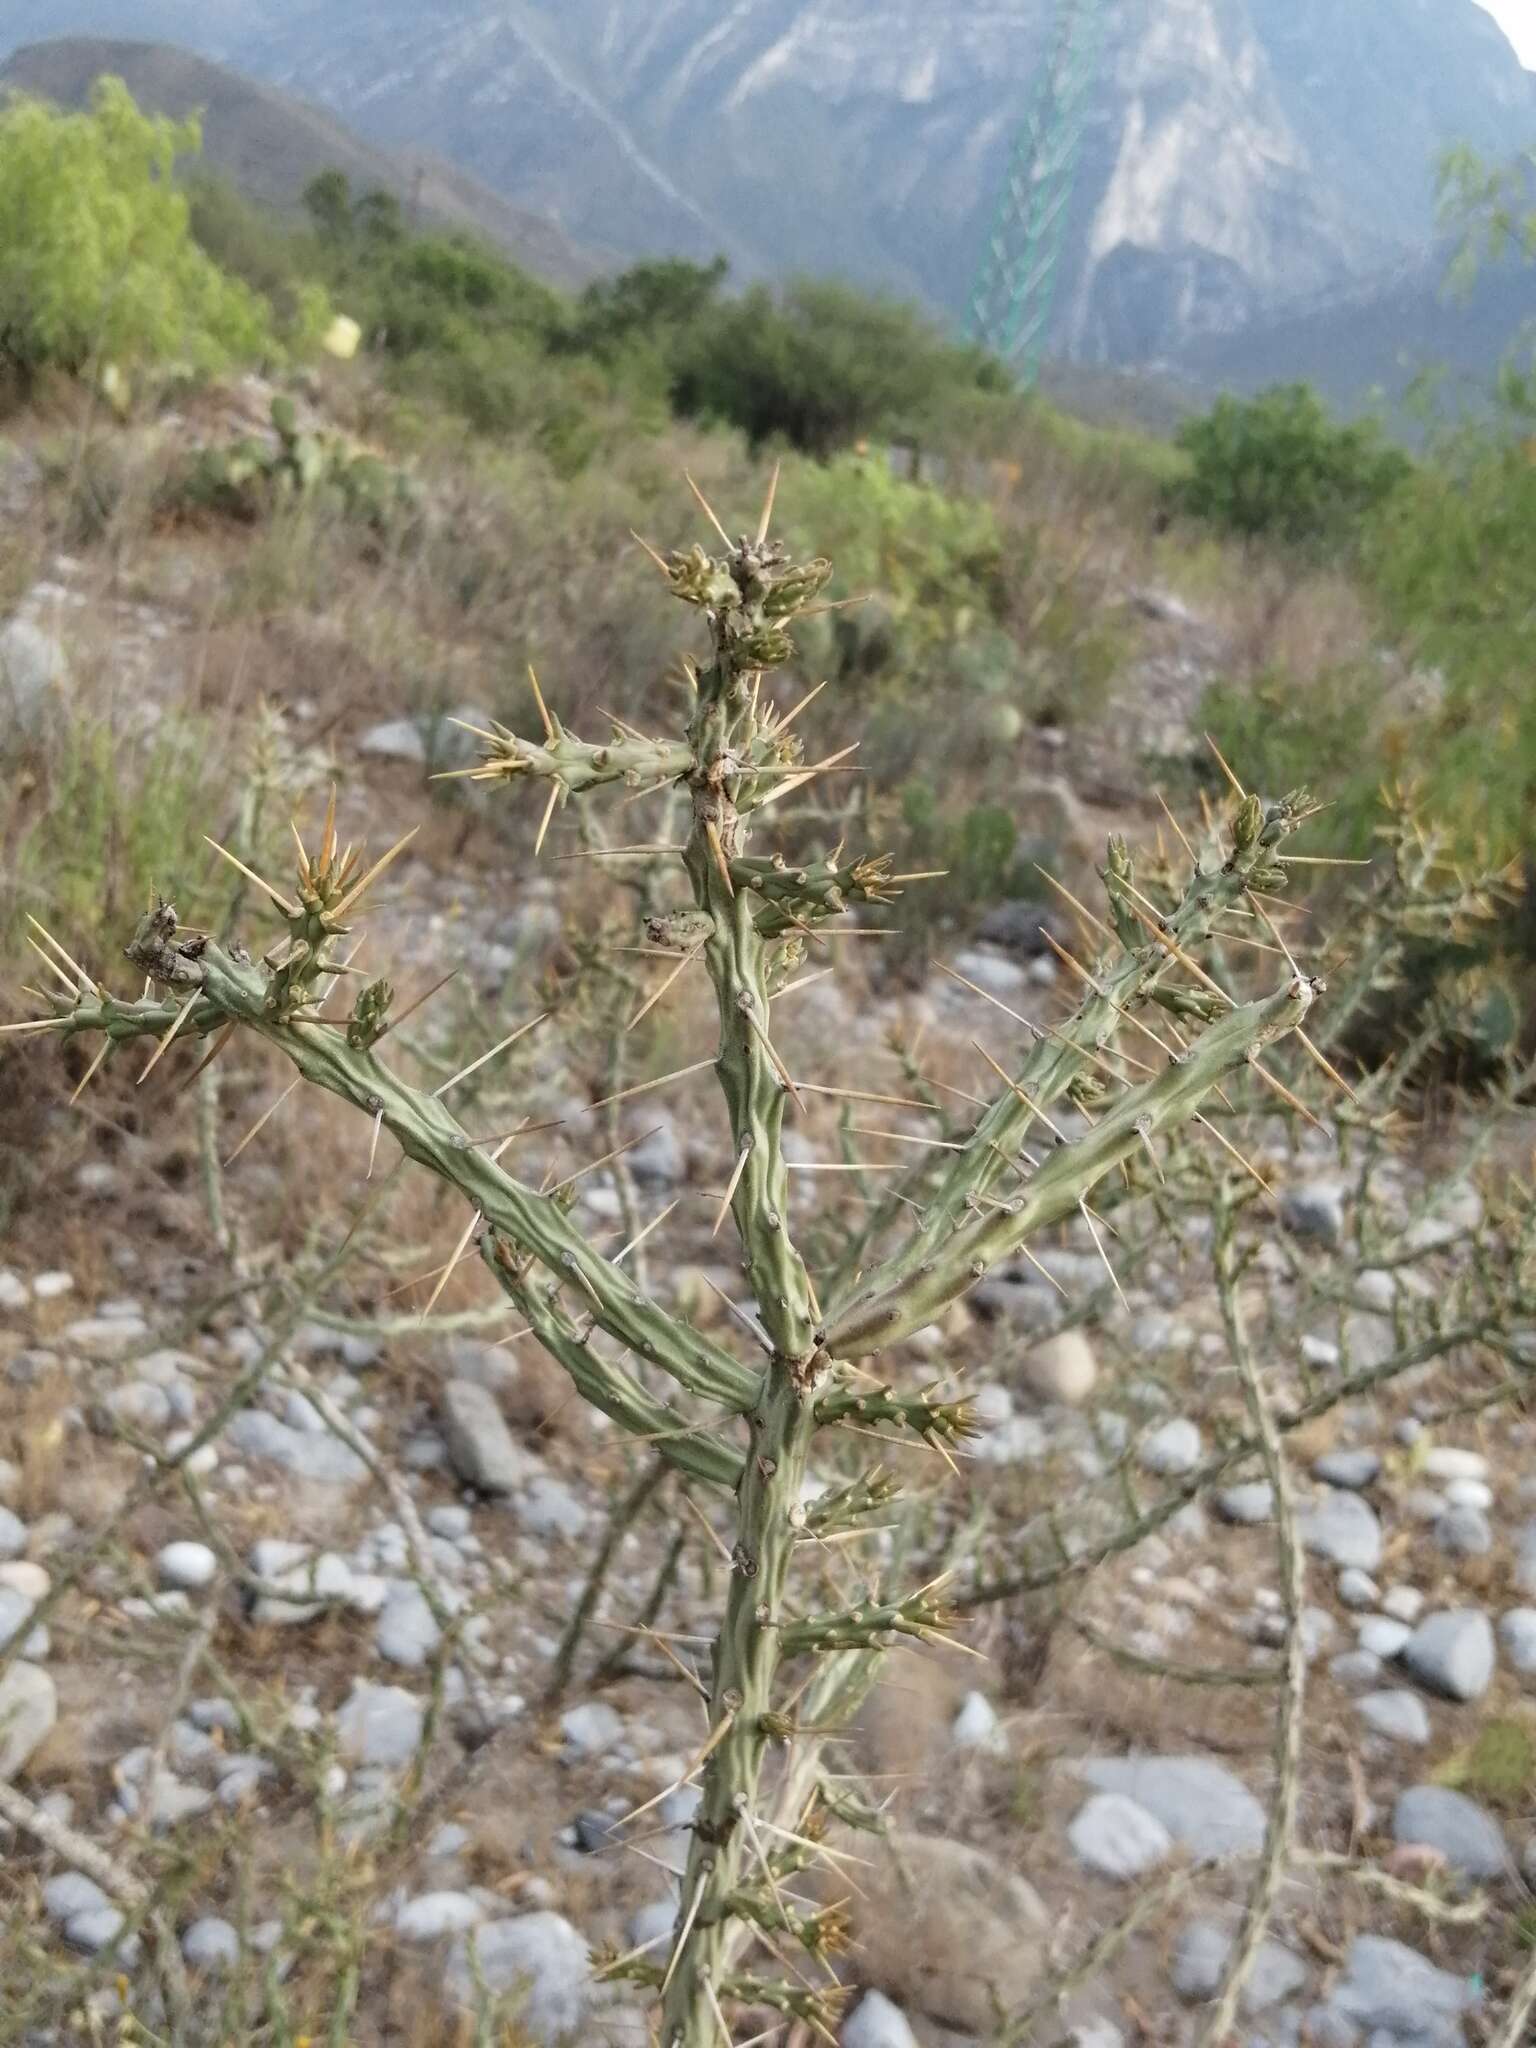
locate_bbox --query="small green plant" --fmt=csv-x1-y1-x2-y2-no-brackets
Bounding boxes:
180,394,419,531
11,492,1325,2043
1436,1714,1536,1811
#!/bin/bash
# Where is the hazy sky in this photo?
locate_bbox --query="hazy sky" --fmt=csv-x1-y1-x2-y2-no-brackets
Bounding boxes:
1477,0,1536,64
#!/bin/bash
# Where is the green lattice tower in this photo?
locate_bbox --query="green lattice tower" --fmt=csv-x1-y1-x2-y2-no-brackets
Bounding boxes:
966,0,1109,386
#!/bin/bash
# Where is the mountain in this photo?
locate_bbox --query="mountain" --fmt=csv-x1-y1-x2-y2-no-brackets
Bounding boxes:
0,37,603,287
3,5,1536,395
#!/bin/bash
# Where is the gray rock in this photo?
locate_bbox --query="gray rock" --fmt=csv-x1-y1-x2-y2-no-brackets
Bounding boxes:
1402,1610,1495,1702
1067,1792,1172,1879
1313,1450,1381,1491
627,1117,684,1188
626,1899,676,1957
1356,1690,1430,1744
844,1989,921,2048
225,1409,367,1485
1139,1419,1201,1476
334,1680,424,1767
1298,1490,1382,1572
427,1504,473,1542
1325,1935,1478,2043
396,1891,485,1940
1357,1616,1411,1660
63,1314,149,1358
0,1507,25,1561
1381,1585,1425,1624
443,1912,591,2040
971,1276,1058,1332
103,1380,172,1431
1516,1521,1536,1598
65,1906,137,1959
1217,1482,1274,1525
560,1701,623,1756
572,1809,623,1854
1020,1331,1097,1406
157,1541,218,1590
358,717,427,763
1498,1607,1536,1675
182,1917,240,1970
440,1379,533,1495
1392,1786,1509,1879
1171,1920,1307,2011
1338,1569,1379,1610
1421,1446,1487,1484
1435,1506,1493,1558
1329,1650,1384,1691
0,1661,55,1777
951,1691,1007,1755
949,947,1029,998
1075,1756,1265,1859
513,1474,589,1541
376,1585,442,1669
43,1872,109,1921
1281,1185,1344,1247
0,617,68,736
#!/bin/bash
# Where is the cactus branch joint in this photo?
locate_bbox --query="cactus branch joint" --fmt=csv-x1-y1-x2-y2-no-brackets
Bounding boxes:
13,492,1326,2046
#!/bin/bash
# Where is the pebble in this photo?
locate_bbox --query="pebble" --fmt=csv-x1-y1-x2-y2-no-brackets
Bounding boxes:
1445,1479,1493,1510
1075,1756,1264,1858
1498,1607,1536,1675
1298,1489,1382,1572
1216,1482,1273,1525
396,1891,485,1940
1393,1786,1509,1879
440,1379,535,1494
1300,1333,1340,1370
1138,1419,1201,1476
443,1913,591,2039
1312,1450,1380,1491
376,1584,442,1668
1281,1185,1344,1246
0,1506,25,1561
626,1899,676,1956
334,1680,424,1767
156,1541,218,1591
0,1271,27,1311
1067,1792,1172,1879
1328,1649,1384,1691
561,1702,624,1756
427,1504,472,1541
225,1410,367,1485
1402,1610,1495,1701
1381,1585,1425,1624
182,1917,241,1970
1357,1616,1411,1660
43,1872,109,1921
1020,1331,1097,1406
1323,1935,1478,2043
1170,1919,1307,2011
62,1314,149,1358
1435,1506,1493,1558
1421,1447,1488,1483
1517,1520,1536,1597
31,1271,74,1301
1337,1569,1379,1609
844,1990,920,2048
950,1692,1008,1755
1356,1690,1431,1744
65,1906,137,1959
0,1587,47,1658
512,1474,589,1540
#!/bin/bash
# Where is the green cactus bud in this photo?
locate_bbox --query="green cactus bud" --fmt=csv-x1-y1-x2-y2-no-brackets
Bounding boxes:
347,977,394,1049
269,393,298,440
1233,793,1264,852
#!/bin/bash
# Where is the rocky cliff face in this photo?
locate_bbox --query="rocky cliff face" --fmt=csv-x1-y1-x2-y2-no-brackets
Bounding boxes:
6,0,1536,368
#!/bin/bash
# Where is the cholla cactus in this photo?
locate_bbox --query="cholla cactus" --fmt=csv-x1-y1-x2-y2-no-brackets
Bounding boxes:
10,480,1324,2044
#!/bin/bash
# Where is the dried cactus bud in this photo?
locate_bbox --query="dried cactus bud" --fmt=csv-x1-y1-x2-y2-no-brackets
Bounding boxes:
644,909,713,951
347,977,394,1049
1232,793,1264,853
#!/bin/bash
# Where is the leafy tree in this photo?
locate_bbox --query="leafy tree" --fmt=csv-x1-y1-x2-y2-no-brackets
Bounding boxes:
0,77,274,382
672,278,1011,455
302,167,354,243
568,255,729,356
1170,383,1410,546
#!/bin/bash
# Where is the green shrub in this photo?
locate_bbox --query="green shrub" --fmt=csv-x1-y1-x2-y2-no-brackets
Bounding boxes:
0,78,275,386
1170,384,1411,547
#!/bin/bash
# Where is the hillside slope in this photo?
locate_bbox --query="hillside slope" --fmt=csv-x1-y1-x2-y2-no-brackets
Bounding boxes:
0,36,604,287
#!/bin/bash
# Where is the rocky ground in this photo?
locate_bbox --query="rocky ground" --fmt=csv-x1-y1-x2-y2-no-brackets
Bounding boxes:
1,418,1533,2047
